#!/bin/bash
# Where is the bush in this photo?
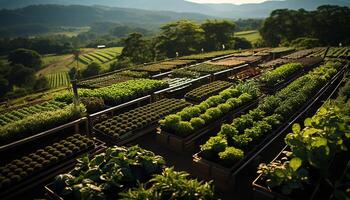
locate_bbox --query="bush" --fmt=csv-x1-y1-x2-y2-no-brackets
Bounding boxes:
219,147,244,166
290,37,321,49
80,97,105,113
82,62,101,78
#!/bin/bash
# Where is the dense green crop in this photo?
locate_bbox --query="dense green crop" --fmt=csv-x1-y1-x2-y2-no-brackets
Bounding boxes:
200,61,342,167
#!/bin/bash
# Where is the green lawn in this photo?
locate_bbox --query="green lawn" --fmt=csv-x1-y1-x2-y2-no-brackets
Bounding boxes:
235,30,261,44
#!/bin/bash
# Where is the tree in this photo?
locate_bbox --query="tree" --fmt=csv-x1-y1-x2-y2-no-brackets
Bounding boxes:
119,33,154,64
157,20,204,57
260,6,350,46
8,48,42,70
201,20,236,51
33,75,49,91
82,62,101,78
0,77,9,97
234,37,252,49
7,64,36,88
110,58,132,71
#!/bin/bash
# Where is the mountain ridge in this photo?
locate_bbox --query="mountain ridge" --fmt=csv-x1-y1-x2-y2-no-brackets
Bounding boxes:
0,0,349,18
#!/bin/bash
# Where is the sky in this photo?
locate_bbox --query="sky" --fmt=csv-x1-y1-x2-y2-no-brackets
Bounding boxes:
186,0,268,4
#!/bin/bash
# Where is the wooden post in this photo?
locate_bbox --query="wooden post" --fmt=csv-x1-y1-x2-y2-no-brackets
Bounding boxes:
71,79,79,107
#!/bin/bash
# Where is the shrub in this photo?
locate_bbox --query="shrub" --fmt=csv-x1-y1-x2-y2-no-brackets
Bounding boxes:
80,97,105,113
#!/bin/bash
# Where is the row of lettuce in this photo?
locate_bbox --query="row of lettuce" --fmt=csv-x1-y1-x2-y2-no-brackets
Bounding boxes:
256,75,350,197
0,79,168,145
198,61,342,168
0,57,325,146
158,60,342,169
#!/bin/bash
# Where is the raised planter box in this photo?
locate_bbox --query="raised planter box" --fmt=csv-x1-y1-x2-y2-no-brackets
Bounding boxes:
252,144,350,200
0,137,105,200
156,98,260,153
260,69,304,94
192,66,346,192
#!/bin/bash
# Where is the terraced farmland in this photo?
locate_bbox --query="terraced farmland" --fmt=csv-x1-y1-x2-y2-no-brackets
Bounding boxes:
78,47,123,65
46,72,70,88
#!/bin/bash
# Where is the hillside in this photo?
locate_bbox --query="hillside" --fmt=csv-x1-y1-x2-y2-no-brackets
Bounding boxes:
0,0,349,18
0,4,213,28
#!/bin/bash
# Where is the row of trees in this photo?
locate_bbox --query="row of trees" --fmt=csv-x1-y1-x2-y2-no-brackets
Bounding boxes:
0,49,49,98
118,20,251,64
260,5,350,47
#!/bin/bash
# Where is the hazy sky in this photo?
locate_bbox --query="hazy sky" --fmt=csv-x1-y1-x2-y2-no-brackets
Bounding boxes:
186,0,268,4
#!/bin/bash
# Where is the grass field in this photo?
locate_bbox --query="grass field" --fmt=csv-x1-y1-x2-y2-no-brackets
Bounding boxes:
235,30,261,44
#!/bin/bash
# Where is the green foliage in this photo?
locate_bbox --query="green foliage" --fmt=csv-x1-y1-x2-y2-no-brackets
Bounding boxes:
260,6,350,46
120,168,215,200
234,37,252,49
190,117,205,130
82,62,102,78
54,146,166,199
161,81,259,137
80,97,105,113
290,37,321,49
55,79,168,105
200,135,228,160
219,147,244,166
257,152,309,195
8,48,42,70
119,33,154,64
201,20,236,51
259,63,303,87
0,104,86,145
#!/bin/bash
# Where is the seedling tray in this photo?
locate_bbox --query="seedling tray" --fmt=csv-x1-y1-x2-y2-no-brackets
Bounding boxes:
0,138,105,200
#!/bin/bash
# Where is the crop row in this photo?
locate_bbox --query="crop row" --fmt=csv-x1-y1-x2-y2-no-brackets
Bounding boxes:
47,72,70,88
0,134,95,190
185,81,233,102
259,62,303,88
0,101,67,126
160,81,260,137
51,146,214,200
94,98,191,140
282,48,322,59
257,77,350,197
199,60,342,168
55,79,169,106
79,48,122,65
181,50,238,60
326,47,350,59
0,104,86,145
133,59,195,74
78,70,148,88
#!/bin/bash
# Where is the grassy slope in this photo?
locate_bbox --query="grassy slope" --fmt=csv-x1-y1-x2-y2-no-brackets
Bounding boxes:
235,30,261,44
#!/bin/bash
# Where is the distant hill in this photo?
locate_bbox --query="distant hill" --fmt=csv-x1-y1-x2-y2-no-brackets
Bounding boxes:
0,0,349,18
0,4,213,28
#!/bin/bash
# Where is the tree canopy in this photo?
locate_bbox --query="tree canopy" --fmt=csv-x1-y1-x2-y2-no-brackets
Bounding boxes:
260,5,350,46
